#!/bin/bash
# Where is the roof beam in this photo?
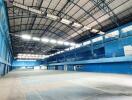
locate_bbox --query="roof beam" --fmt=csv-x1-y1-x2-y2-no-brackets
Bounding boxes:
90,0,119,26
12,1,105,36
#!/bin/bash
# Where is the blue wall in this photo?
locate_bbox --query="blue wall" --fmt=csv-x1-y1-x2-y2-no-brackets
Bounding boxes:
105,22,132,57
47,22,132,74
0,0,13,76
12,60,42,69
47,22,132,63
76,62,132,74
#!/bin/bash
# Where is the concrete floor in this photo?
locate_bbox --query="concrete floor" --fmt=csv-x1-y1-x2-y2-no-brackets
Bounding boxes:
0,69,132,100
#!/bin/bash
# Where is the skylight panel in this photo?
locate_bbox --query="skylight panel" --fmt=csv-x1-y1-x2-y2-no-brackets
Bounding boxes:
92,36,103,43
105,30,119,38
122,25,132,33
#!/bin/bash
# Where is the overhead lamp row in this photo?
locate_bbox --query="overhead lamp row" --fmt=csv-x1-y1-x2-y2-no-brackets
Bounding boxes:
20,34,77,46
17,54,50,59
18,30,122,60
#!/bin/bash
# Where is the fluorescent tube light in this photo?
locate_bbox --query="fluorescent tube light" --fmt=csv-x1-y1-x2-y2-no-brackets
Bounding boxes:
28,8,42,14
17,59,36,61
75,44,82,48
82,26,91,30
13,2,105,38
41,38,49,42
13,2,28,10
98,31,105,35
64,42,70,46
50,39,57,43
13,2,42,14
72,22,82,28
17,54,47,59
57,40,64,45
32,37,40,41
91,29,99,33
47,14,58,20
61,19,71,25
70,42,76,46
21,34,31,40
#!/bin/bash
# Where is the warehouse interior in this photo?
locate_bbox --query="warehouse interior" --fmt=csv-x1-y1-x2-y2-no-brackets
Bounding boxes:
0,0,132,100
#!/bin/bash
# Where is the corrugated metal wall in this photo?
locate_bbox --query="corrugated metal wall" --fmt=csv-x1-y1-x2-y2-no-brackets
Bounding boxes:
0,0,12,76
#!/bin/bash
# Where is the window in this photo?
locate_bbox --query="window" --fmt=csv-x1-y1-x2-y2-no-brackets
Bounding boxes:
105,30,119,38
92,36,103,43
122,25,132,33
83,40,91,46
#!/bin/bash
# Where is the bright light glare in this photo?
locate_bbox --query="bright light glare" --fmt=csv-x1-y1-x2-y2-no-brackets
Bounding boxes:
17,54,49,59
64,42,70,46
32,37,40,41
50,39,57,43
21,34,31,40
41,38,49,42
17,59,36,61
75,44,82,48
70,42,76,46
61,50,64,53
57,40,64,45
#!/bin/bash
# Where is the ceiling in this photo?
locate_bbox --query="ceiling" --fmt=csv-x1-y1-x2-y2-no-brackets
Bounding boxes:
5,0,132,56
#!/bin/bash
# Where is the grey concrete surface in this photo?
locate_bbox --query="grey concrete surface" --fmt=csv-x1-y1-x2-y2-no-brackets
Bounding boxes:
0,69,132,100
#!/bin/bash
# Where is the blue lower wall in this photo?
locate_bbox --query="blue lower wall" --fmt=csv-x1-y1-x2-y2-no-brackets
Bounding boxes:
48,56,132,74
58,66,64,70
0,64,5,75
48,66,55,70
67,65,74,71
76,62,132,74
51,62,132,74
